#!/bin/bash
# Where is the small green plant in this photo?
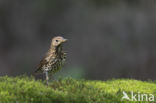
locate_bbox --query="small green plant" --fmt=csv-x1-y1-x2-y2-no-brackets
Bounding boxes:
0,76,155,103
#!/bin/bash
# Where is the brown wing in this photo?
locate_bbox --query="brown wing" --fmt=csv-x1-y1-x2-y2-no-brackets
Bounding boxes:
34,57,48,73
34,52,56,73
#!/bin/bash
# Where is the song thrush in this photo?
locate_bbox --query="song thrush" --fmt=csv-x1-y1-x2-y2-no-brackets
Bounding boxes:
35,36,67,85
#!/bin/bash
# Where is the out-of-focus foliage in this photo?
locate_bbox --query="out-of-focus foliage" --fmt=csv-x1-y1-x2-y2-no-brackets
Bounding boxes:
0,76,156,103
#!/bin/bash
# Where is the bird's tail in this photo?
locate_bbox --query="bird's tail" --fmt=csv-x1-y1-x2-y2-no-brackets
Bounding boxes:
32,68,41,77
33,69,40,75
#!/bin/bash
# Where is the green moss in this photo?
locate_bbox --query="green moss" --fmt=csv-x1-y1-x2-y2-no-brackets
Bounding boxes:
0,76,155,103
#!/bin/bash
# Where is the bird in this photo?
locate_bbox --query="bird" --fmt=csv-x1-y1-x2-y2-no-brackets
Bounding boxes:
34,36,67,85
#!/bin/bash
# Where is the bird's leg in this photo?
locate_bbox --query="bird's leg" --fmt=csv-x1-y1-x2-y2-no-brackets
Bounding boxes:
44,69,49,86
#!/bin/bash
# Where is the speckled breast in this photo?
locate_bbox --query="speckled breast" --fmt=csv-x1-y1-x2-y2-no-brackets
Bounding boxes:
48,52,66,74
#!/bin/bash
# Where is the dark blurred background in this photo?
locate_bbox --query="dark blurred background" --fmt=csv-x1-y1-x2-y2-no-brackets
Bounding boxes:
0,0,156,80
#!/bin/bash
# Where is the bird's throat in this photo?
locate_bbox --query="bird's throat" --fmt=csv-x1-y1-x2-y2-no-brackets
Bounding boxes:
49,45,62,55
56,45,62,54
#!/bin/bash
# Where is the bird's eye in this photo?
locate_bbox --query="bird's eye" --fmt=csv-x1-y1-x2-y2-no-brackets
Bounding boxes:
56,40,58,42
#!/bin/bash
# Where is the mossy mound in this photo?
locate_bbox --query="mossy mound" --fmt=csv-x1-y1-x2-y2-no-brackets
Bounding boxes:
0,76,156,103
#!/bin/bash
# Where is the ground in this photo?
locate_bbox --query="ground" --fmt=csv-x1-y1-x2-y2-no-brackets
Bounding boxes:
0,76,155,103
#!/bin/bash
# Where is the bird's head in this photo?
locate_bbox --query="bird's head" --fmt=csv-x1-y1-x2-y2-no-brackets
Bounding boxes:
51,36,67,47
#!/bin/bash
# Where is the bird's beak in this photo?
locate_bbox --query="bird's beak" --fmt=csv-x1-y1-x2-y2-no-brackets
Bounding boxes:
63,38,67,42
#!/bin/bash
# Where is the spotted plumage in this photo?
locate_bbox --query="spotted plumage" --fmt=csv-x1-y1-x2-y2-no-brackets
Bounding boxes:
35,36,67,85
